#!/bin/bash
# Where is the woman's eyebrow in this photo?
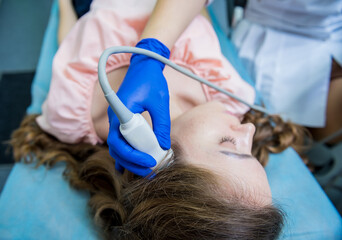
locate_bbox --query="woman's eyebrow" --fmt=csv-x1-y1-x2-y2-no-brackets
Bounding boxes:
219,151,254,159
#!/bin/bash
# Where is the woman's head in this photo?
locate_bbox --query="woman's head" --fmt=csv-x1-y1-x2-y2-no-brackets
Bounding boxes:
88,152,284,240
94,100,283,239
171,101,272,206
11,113,296,240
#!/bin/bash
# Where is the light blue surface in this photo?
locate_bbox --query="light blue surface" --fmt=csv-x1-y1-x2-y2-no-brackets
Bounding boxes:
266,149,342,239
0,163,99,240
0,2,341,239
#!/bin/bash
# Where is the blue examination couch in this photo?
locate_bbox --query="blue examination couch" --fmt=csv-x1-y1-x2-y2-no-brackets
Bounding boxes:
0,1,341,239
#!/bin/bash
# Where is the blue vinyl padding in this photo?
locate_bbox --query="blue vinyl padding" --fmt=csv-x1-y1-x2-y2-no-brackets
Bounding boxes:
0,162,98,240
26,0,59,114
0,1,341,239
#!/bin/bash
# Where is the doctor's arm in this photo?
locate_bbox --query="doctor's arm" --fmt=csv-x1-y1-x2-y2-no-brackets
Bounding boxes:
140,0,207,49
58,0,78,45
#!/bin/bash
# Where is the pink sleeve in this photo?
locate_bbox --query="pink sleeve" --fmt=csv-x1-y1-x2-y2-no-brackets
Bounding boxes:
36,8,148,144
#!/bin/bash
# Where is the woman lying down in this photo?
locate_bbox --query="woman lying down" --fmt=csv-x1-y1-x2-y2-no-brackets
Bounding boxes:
11,1,306,239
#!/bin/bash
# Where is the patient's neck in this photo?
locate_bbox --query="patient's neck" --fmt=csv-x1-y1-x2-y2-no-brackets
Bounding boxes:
164,65,207,121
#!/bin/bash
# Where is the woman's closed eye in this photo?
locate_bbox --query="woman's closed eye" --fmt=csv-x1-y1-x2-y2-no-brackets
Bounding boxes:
220,136,236,145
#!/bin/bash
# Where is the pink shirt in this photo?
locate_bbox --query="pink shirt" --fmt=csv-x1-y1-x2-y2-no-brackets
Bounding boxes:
37,0,255,145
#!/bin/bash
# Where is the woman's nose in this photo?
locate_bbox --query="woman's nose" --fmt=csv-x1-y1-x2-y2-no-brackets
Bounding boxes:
231,123,255,135
231,123,255,152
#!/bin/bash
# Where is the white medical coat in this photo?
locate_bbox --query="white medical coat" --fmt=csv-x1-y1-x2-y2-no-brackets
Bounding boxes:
232,0,342,127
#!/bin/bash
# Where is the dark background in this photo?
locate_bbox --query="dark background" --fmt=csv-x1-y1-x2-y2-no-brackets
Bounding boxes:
0,0,53,190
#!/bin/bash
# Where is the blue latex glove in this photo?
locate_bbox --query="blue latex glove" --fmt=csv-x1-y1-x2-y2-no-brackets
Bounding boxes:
107,38,171,177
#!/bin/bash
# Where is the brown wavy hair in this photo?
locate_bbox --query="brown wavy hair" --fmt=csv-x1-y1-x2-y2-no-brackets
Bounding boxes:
242,110,309,166
9,111,307,239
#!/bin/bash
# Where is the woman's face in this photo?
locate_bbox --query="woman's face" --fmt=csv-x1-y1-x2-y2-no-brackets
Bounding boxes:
171,101,272,205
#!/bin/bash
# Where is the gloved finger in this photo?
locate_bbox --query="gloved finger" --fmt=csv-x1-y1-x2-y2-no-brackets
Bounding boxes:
111,150,152,177
111,146,157,179
115,161,124,174
108,132,157,168
148,102,171,150
110,145,157,168
114,157,153,177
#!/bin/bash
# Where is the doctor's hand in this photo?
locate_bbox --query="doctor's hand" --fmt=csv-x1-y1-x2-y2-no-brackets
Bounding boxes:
107,38,171,177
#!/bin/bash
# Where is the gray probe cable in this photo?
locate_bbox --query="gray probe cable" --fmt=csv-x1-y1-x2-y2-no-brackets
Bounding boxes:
98,46,270,117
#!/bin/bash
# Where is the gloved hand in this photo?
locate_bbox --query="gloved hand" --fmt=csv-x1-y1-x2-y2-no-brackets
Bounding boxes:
107,38,171,177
